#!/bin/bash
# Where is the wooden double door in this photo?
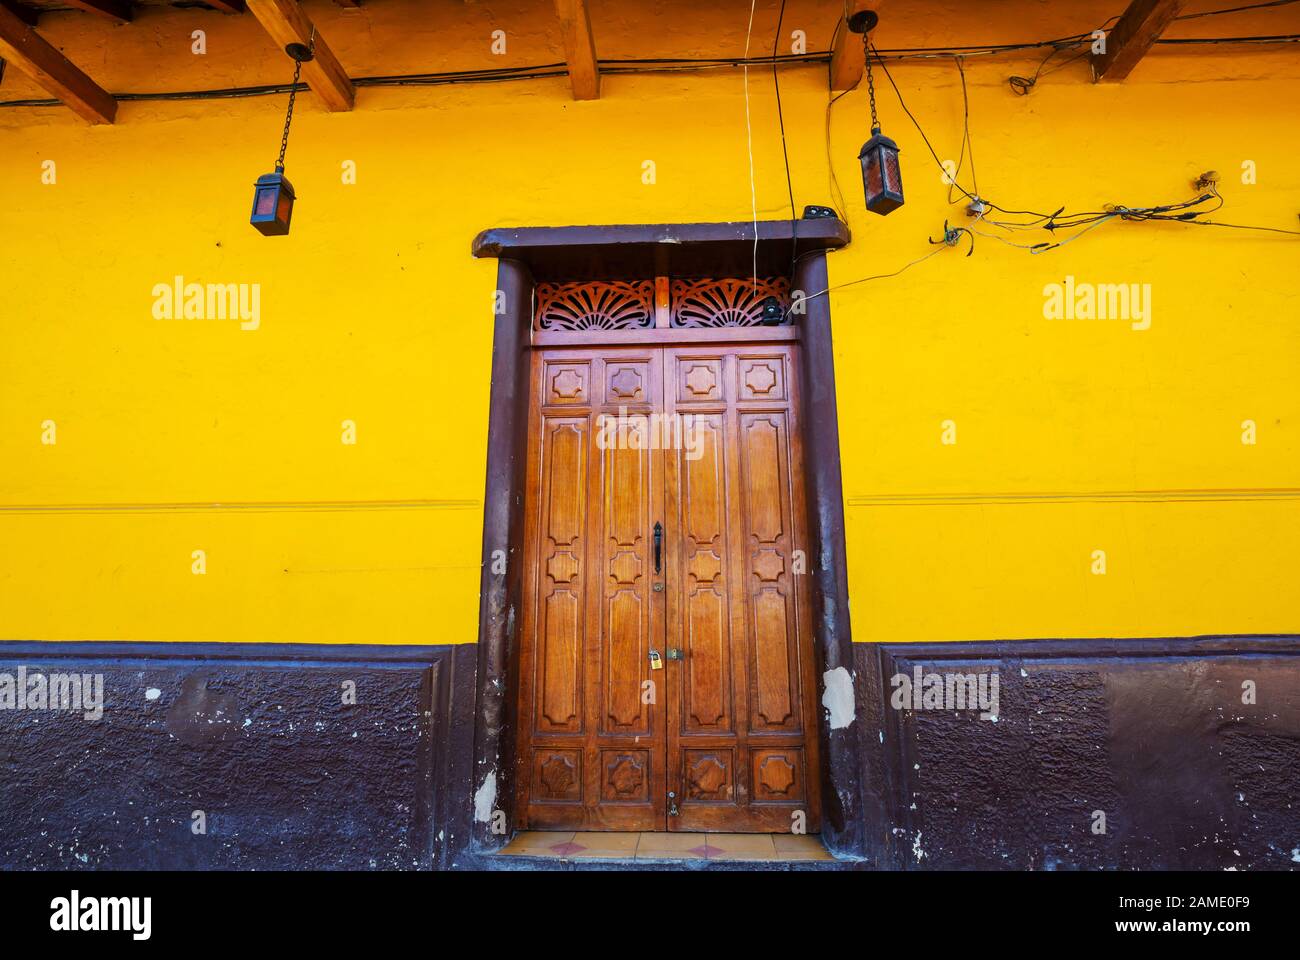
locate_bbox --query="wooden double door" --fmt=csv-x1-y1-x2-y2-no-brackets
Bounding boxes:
515,341,821,832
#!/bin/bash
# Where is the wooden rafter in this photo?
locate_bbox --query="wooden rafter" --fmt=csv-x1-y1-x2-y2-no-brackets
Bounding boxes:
1093,0,1186,81
246,0,354,111
62,0,132,24
830,1,885,91
0,1,39,27
554,0,599,100
0,2,116,123
205,0,246,13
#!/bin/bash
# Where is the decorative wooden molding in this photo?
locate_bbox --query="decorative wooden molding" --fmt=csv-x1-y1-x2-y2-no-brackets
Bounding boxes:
1092,0,1186,81
554,0,599,100
246,0,355,111
534,280,655,331
0,3,116,123
671,277,790,328
532,277,796,332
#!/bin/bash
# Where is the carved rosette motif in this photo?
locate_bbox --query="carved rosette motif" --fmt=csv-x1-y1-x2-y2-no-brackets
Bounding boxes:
606,754,646,798
538,753,579,798
686,754,730,800
758,754,796,797
670,277,791,328
534,280,655,331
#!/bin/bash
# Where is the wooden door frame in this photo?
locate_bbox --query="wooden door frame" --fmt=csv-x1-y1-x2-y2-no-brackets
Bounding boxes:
469,218,864,856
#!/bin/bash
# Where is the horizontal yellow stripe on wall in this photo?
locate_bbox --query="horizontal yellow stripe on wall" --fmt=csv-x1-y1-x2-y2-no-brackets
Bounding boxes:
847,497,1299,644
848,488,1300,506
0,508,483,645
0,499,480,514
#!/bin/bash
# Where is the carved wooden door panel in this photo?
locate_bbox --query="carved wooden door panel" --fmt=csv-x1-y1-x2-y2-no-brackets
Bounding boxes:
516,341,820,833
662,345,821,832
515,347,667,830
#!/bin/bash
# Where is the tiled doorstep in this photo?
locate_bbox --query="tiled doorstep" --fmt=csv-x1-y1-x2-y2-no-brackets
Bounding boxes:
499,831,833,863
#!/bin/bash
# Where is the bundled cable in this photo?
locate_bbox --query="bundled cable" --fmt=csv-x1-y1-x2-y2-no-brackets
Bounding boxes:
868,51,1300,250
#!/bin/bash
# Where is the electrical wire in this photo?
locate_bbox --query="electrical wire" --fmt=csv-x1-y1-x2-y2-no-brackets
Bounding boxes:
1005,0,1300,94
4,26,1300,108
0,15,1292,254
823,8,853,220
825,87,853,221
1006,1,1300,94
1176,0,1300,19
948,57,979,204
783,241,954,321
772,0,800,283
742,0,760,289
864,36,1300,250
869,32,1300,60
1008,44,1097,96
870,43,1023,215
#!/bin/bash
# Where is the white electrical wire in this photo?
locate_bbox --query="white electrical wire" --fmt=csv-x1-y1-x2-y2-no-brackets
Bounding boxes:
743,0,759,289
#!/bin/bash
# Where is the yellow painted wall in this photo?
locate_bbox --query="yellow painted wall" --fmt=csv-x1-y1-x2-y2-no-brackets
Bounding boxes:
1,0,1297,644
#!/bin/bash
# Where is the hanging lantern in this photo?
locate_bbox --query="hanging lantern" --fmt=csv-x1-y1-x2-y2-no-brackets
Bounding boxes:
859,126,904,215
850,20,905,216
250,35,314,236
250,167,296,236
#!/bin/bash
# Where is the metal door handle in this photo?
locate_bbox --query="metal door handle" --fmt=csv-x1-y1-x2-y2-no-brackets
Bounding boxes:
653,521,663,575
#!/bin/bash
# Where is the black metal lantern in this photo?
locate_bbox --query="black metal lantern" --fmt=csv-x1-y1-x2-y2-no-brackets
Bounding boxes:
849,18,905,216
250,167,296,236
859,126,904,215
250,34,313,236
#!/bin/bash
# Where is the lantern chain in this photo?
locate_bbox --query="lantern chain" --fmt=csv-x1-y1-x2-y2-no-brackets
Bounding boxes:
276,27,316,172
863,36,880,134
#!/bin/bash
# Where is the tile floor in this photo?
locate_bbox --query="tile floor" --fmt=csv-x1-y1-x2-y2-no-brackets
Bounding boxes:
498,831,833,862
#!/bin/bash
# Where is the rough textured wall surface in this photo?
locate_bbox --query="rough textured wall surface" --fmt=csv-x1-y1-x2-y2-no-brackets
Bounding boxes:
0,643,477,870
4,638,1295,871
855,637,1300,870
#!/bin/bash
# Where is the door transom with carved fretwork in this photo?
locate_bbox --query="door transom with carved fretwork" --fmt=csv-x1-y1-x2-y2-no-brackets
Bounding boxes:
514,277,822,833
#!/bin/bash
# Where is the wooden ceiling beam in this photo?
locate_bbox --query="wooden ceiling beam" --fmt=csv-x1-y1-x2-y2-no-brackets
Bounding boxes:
829,1,892,92
245,0,354,111
205,0,246,13
0,1,39,27
0,2,116,123
554,0,599,100
61,0,132,24
1093,0,1186,81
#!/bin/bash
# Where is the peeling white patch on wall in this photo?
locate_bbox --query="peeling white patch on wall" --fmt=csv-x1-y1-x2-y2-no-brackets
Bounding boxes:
473,771,497,823
822,667,855,730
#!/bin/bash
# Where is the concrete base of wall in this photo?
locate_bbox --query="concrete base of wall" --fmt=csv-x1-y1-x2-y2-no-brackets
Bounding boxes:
2,637,1295,870
854,636,1300,870
0,642,477,871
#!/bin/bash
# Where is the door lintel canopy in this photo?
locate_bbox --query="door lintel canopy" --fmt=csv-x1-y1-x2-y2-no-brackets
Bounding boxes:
472,218,851,281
